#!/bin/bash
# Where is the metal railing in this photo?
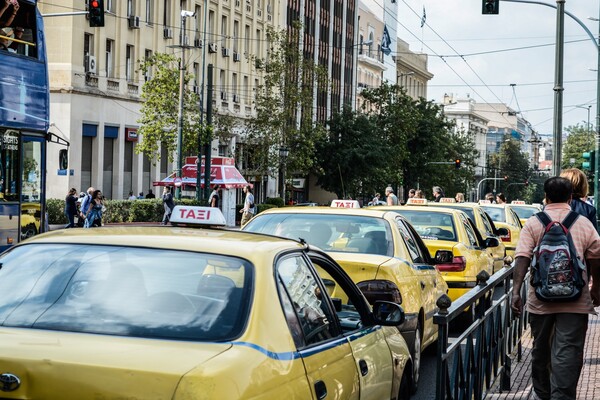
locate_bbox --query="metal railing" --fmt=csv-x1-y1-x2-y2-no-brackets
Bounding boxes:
434,266,530,400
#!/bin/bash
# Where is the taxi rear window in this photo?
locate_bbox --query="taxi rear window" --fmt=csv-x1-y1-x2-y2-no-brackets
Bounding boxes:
244,213,392,256
512,206,538,219
0,244,252,341
393,210,457,242
481,206,506,223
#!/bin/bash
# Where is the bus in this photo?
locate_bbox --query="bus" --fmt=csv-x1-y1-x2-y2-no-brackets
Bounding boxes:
0,0,50,249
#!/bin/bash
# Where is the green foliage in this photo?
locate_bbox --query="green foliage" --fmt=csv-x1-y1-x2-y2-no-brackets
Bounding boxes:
486,136,532,201
136,53,207,163
47,198,67,224
265,197,285,207
562,124,595,169
245,25,328,177
47,198,208,224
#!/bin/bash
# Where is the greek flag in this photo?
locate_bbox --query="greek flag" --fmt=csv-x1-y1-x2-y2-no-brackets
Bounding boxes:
381,24,392,56
421,6,426,27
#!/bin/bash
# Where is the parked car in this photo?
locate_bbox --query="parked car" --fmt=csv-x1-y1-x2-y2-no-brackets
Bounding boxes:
0,206,413,400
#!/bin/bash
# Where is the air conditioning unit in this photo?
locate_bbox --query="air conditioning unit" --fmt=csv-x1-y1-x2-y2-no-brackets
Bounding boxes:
233,52,241,62
220,91,228,101
128,15,140,29
163,28,173,39
222,47,230,57
194,38,203,48
192,85,199,94
85,55,97,74
208,43,218,53
233,94,240,103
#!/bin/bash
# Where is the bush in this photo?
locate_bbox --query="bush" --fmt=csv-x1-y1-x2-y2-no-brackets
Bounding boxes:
47,197,209,224
265,197,284,207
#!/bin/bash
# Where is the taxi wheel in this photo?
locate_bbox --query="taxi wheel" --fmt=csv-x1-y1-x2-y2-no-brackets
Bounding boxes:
410,323,422,394
398,365,412,400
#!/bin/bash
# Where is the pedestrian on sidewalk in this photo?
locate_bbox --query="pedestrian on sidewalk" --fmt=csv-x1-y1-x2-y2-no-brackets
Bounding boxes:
560,168,598,230
64,188,78,228
161,186,175,225
511,176,600,400
385,186,398,205
240,185,255,227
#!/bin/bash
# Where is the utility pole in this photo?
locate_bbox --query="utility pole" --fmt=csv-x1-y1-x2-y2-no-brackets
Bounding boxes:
174,13,189,200
203,64,213,201
196,0,208,201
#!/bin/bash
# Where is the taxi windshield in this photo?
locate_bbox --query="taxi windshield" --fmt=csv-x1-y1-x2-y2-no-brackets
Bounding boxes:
512,206,538,219
393,210,457,242
480,206,506,223
244,213,393,256
0,244,252,341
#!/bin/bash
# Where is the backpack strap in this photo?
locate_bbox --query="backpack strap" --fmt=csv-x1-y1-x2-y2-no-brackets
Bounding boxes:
562,211,580,230
535,211,552,228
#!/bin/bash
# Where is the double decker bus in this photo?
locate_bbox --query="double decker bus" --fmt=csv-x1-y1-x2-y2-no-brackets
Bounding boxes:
0,0,50,249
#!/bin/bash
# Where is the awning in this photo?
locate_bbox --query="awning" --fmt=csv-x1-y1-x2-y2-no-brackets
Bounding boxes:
153,156,250,189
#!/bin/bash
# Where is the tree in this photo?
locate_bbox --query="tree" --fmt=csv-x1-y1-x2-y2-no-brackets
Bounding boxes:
315,105,387,199
245,25,327,178
562,124,595,169
135,53,206,163
487,137,531,201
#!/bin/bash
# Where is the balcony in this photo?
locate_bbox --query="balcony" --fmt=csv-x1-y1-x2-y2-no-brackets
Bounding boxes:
357,47,386,71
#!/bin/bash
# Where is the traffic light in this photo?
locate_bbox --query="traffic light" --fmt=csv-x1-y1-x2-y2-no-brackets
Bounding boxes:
583,151,595,170
482,0,499,14
525,180,529,187
88,0,105,27
455,159,461,169
504,176,508,181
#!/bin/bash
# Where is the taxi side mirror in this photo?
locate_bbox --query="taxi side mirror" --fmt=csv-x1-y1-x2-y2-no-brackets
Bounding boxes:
485,237,500,248
496,227,509,236
434,250,453,264
372,301,405,326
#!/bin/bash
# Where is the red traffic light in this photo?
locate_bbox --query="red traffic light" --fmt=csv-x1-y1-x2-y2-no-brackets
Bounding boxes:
88,0,105,27
454,159,461,169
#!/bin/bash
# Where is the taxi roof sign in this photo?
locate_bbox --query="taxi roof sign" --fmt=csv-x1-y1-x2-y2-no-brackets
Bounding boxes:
169,206,227,227
330,199,361,209
478,200,491,204
406,198,427,205
511,200,526,205
439,198,456,203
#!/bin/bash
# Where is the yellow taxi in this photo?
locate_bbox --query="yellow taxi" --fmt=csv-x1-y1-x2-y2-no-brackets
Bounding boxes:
0,206,413,399
242,200,449,392
478,202,523,257
509,201,543,226
426,199,509,273
375,204,498,303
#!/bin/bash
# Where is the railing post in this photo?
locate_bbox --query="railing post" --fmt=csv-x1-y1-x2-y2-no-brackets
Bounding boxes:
436,294,452,400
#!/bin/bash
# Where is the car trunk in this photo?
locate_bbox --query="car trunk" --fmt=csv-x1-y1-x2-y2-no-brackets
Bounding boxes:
0,327,231,399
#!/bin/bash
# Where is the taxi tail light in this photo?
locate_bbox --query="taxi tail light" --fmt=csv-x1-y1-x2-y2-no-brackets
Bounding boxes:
437,256,467,272
500,230,511,242
357,280,402,305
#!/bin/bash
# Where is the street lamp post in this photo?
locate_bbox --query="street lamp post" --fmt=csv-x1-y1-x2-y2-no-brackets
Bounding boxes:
175,11,195,199
575,104,592,135
279,146,289,204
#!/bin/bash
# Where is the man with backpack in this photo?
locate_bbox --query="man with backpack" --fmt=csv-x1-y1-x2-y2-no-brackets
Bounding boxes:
511,176,600,400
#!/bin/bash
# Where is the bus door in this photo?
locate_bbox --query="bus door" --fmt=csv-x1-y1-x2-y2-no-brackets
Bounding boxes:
20,135,45,240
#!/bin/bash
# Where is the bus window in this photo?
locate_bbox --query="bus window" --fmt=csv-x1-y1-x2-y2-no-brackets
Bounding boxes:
0,1,38,58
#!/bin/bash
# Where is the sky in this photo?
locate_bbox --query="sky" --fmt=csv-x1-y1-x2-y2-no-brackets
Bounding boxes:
363,0,599,136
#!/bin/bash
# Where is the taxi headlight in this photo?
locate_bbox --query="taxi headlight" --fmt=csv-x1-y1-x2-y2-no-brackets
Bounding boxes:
357,280,402,305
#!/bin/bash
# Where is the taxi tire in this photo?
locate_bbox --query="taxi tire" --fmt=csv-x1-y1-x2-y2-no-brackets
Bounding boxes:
398,366,412,400
410,323,422,394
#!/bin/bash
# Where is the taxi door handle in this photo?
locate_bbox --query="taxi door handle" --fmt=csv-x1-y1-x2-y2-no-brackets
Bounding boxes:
314,380,327,399
359,359,369,376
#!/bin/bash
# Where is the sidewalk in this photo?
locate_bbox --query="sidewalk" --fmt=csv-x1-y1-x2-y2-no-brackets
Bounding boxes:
489,312,600,399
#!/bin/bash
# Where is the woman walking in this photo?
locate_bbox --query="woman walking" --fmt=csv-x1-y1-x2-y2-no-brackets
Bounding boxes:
84,189,104,228
64,188,78,228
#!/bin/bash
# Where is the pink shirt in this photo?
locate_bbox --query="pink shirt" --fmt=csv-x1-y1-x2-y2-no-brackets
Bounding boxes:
514,202,600,315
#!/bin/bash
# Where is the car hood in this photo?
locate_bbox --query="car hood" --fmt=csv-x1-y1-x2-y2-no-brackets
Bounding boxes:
0,327,232,400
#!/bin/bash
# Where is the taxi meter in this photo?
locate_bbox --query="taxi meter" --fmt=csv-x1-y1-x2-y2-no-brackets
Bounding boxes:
169,206,227,227
330,199,361,208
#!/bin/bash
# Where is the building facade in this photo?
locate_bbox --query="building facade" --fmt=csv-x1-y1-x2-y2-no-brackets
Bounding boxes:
41,0,281,201
395,38,433,100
